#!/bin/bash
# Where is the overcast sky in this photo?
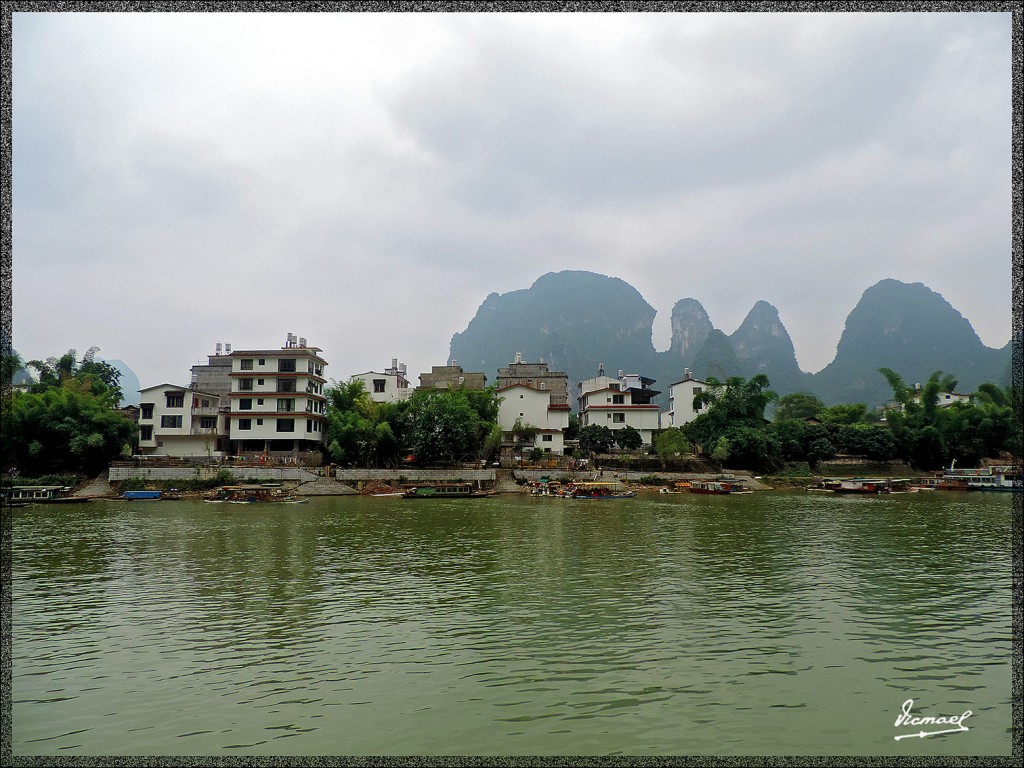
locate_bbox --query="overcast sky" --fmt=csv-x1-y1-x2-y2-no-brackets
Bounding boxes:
11,9,1013,390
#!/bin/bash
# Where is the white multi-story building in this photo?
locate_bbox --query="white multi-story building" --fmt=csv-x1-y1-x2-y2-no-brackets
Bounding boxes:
227,335,328,459
350,359,413,403
578,367,661,445
662,369,708,428
137,384,227,458
497,383,572,455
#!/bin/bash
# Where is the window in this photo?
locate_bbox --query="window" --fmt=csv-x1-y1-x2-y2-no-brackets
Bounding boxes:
161,415,183,428
201,399,210,408
238,379,253,391
278,399,295,412
199,417,217,429
258,359,265,366
373,379,386,393
257,398,264,406
276,419,295,433
542,434,552,442
279,359,296,373
307,419,313,433
140,404,154,420
166,393,184,408
239,398,252,410
277,379,297,393
238,419,252,430
256,419,263,426
612,413,626,423
241,359,254,370
140,425,153,441
612,394,625,405
257,379,265,386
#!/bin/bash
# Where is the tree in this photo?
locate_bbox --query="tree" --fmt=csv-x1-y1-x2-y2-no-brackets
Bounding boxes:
683,374,777,456
5,386,135,475
653,428,690,464
774,392,823,422
711,436,730,470
819,403,869,425
578,424,615,456
614,425,643,452
510,418,541,464
409,389,489,466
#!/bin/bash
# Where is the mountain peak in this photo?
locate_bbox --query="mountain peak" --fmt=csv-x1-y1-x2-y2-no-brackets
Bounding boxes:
669,298,714,365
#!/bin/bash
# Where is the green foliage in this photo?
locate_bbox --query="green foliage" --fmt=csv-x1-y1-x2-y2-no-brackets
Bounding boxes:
403,386,503,466
614,425,643,451
637,475,666,485
565,413,580,441
578,424,615,455
323,380,417,467
683,375,777,454
774,392,823,421
653,428,690,462
5,385,136,475
711,436,730,468
818,403,869,425
879,370,1019,470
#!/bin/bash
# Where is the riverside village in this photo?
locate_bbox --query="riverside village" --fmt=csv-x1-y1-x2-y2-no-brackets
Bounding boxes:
5,332,1020,504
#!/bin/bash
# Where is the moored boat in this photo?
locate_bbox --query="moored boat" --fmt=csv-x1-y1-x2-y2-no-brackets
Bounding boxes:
206,485,308,504
689,479,751,494
827,478,912,494
659,481,691,494
3,485,92,504
402,483,492,499
564,482,636,499
122,490,163,500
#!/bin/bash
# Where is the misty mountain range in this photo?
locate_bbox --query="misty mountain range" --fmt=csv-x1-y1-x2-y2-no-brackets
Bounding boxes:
8,272,1012,412
449,271,1014,409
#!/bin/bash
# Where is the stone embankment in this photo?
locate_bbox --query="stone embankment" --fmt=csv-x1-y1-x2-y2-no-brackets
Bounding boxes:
293,476,359,496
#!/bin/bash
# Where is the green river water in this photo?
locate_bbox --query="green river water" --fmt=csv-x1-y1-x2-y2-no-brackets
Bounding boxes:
8,490,1015,757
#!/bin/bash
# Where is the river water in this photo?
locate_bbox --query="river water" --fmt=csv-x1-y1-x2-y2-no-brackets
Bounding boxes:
9,491,1014,756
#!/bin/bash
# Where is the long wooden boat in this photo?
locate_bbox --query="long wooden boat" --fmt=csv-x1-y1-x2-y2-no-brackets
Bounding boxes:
689,479,751,495
402,483,492,499
564,482,636,499
122,490,163,500
206,485,308,504
830,478,912,494
3,485,92,504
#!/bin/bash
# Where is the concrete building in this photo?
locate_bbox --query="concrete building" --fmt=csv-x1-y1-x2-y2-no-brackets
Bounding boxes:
226,334,328,461
351,359,413,403
496,354,572,455
137,384,228,458
190,342,235,398
578,366,661,446
496,352,570,406
417,363,487,391
662,369,708,428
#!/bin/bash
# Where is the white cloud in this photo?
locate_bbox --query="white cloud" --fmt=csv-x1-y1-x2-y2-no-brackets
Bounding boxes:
11,10,1012,387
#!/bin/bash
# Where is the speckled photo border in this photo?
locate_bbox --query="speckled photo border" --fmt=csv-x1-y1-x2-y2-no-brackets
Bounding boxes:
1,1,1020,766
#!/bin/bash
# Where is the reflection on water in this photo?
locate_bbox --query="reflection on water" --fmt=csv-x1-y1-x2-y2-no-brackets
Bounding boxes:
11,492,1013,756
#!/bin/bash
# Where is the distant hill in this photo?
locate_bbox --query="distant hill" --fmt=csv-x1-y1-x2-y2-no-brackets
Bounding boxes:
103,359,141,407
812,279,1010,406
728,300,814,395
449,271,659,402
450,271,1011,410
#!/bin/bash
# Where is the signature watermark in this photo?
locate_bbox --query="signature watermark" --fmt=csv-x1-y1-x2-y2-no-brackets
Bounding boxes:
894,698,972,741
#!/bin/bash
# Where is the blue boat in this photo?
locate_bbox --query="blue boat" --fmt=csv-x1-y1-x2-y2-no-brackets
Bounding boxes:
122,490,162,500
